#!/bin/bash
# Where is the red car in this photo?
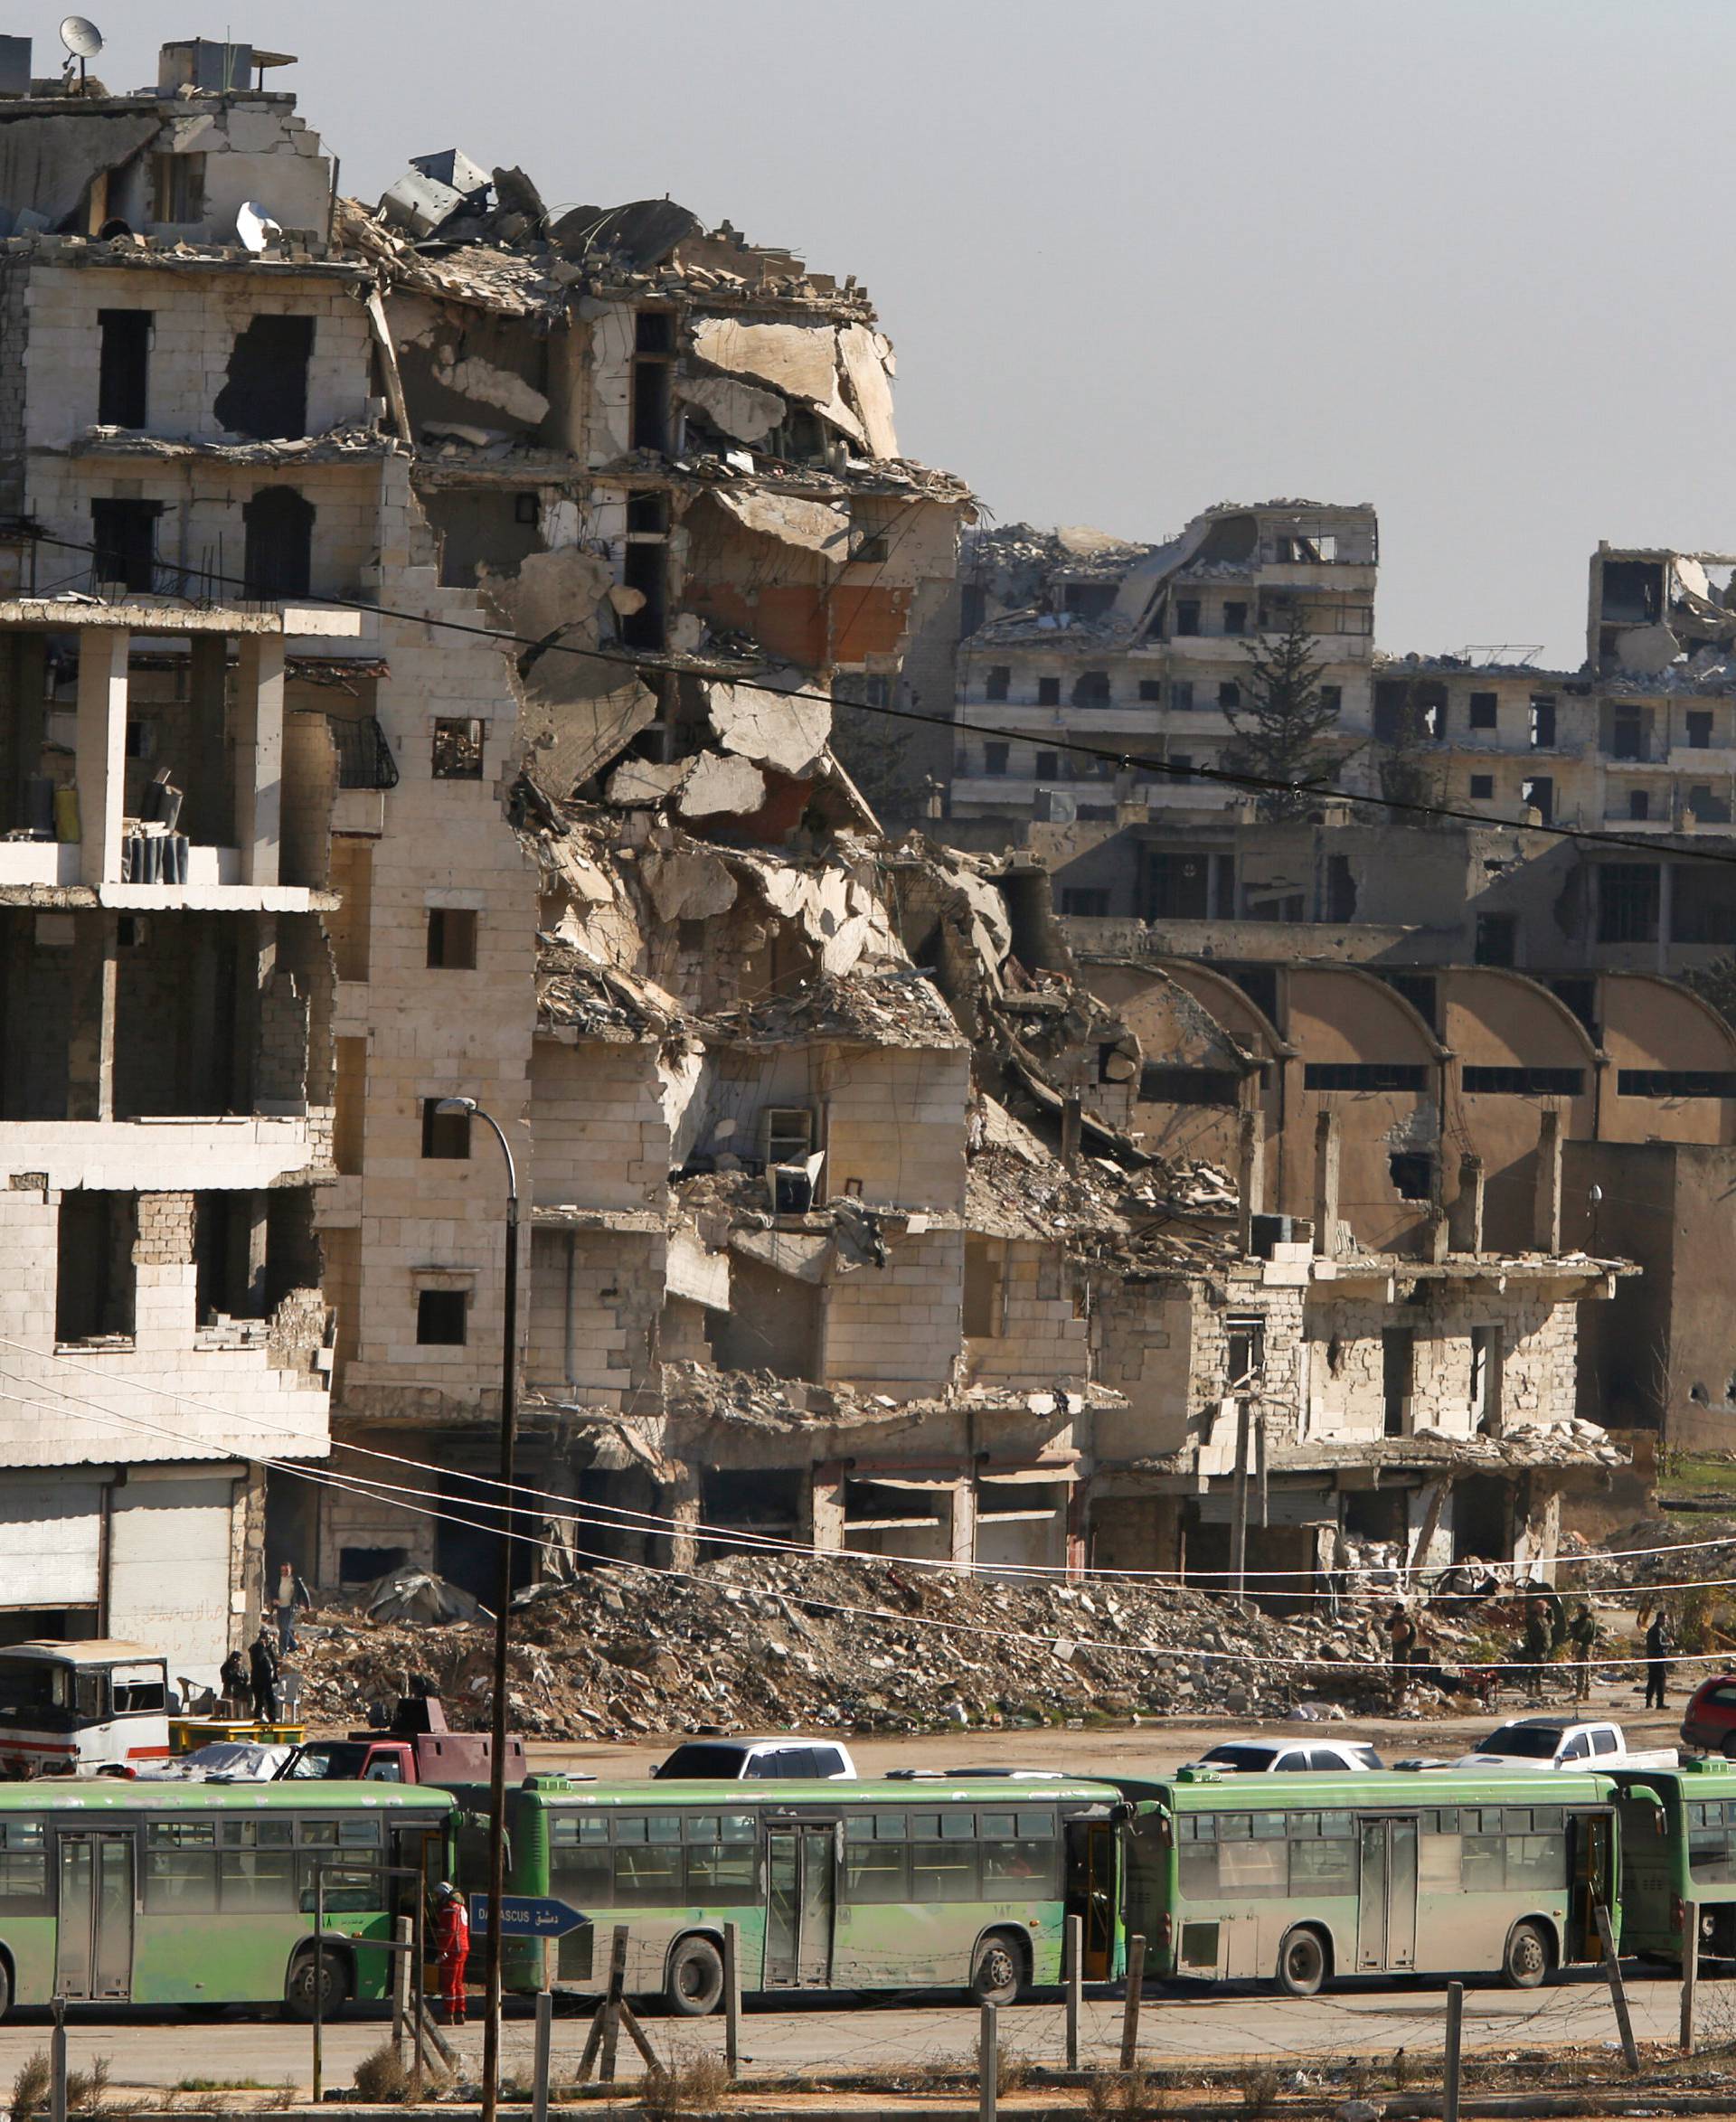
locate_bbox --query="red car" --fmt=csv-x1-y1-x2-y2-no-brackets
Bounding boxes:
1680,1675,1736,1756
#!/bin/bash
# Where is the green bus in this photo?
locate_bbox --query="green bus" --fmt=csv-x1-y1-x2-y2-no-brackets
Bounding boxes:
492,1773,1127,2013
0,1780,450,2021
1611,1759,1736,1965
1114,1767,1618,1995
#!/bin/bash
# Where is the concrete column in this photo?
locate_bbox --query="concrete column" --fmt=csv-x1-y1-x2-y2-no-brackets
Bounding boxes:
1236,1109,1266,1253
1311,1110,1341,1258
950,1476,977,1570
1450,1155,1486,1256
234,634,284,885
1533,1110,1563,1252
64,911,118,1121
74,627,129,885
665,1471,700,1573
809,1468,844,1553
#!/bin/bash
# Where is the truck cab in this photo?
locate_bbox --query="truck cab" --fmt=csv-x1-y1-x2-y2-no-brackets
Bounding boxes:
276,1692,524,1785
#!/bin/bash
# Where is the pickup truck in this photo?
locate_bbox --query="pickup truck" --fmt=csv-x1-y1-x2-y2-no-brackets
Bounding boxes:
1455,1715,1678,1771
275,1692,525,1785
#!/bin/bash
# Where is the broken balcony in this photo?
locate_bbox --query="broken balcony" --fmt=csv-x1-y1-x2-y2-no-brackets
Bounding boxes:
0,608,357,907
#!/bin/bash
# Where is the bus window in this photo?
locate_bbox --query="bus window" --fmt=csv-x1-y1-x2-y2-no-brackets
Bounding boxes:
1220,1837,1286,1897
1289,1831,1355,1892
110,1665,166,1714
614,1815,681,1904
910,1815,978,1902
220,1845,297,1911
1461,1829,1504,1891
1177,1815,1219,1899
1508,1833,1566,1888
844,1816,909,1903
146,1820,220,1914
549,1815,610,1906
684,1815,755,1901
0,1662,71,1722
0,1819,47,1913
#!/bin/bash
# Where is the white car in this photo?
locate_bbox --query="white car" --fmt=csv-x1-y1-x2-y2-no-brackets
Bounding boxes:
1188,1739,1385,1773
654,1736,858,1779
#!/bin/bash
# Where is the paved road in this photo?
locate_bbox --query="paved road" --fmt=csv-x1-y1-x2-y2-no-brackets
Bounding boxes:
0,1966,1712,2093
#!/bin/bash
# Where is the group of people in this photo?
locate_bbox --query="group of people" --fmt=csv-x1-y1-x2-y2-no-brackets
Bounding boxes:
1384,1584,1672,1708
216,1563,313,1723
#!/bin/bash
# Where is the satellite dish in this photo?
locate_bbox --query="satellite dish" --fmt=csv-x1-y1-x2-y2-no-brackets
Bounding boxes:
236,201,283,254
60,15,104,58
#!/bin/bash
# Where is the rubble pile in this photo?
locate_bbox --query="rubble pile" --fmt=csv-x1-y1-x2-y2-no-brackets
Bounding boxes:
293,1555,1478,1740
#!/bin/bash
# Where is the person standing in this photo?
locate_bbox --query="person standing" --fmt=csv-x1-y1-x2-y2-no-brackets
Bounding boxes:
1521,1596,1551,1702
249,1627,280,1724
1569,1600,1598,1702
219,1647,252,1719
272,1562,312,1655
1645,1607,1671,1712
434,1882,470,2026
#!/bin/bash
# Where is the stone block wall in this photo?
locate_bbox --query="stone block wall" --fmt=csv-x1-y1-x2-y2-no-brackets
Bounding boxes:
824,1045,968,1212
822,1230,964,1391
964,1237,1090,1386
531,1038,668,1212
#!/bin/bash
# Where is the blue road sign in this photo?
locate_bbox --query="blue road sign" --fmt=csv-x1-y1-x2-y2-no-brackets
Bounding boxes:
468,1893,586,1938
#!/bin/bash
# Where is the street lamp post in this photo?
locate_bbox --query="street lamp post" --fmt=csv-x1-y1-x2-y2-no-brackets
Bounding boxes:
436,1096,518,2121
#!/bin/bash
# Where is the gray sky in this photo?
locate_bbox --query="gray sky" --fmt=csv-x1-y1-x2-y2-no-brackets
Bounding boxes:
95,0,1736,665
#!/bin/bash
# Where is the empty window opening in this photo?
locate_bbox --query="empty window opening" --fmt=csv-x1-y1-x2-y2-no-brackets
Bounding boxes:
1218,681,1241,710
1061,887,1110,918
1469,773,1495,800
1609,711,1646,762
1273,533,1338,562
1688,711,1715,750
426,908,478,969
1305,1062,1428,1093
1062,580,1118,619
1175,599,1201,637
1618,1069,1736,1099
1461,1066,1584,1096
151,152,203,224
1222,600,1248,637
1388,1153,1435,1202
1628,788,1650,822
1382,1326,1416,1438
626,488,668,534
1324,852,1356,922
619,540,666,651
1467,692,1498,731
97,309,151,428
1225,1316,1266,1387
1072,669,1111,706
421,1098,471,1160
214,314,315,441
1474,911,1517,967
56,1191,137,1344
1144,849,1211,920
90,499,162,594
983,742,1009,777
1597,863,1660,944
1170,679,1194,711
241,486,313,599
1036,676,1061,707
193,1191,264,1323
1318,684,1343,713
1600,559,1664,625
416,1287,468,1344
985,665,1010,702
1528,695,1557,749
1380,971,1438,1033
852,529,889,563
432,718,485,780
1471,1325,1503,1431
1137,679,1163,703
630,312,675,451
339,1545,407,1585
1034,750,1060,778
963,1239,1005,1339
1688,784,1731,825
1520,775,1553,823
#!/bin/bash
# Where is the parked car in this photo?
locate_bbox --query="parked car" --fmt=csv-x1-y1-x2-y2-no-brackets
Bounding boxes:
654,1736,858,1779
1186,1738,1384,1773
133,1740,293,1781
1455,1715,1677,1770
1680,1676,1736,1757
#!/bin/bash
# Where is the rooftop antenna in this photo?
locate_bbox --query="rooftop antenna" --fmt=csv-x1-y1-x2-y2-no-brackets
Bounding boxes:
59,14,102,90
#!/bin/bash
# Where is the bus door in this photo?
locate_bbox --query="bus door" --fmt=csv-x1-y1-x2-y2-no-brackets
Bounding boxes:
1567,1810,1612,1962
1064,1818,1116,1980
764,1825,835,1989
1354,1817,1418,1975
56,1833,134,2002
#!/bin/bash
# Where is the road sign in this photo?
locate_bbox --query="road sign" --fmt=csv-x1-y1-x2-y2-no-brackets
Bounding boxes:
468,1892,586,1938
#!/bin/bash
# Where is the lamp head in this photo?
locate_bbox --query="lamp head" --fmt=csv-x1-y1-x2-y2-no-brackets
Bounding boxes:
435,1096,478,1118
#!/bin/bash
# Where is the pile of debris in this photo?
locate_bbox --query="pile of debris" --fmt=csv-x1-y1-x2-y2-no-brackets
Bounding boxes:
290,1554,1482,1740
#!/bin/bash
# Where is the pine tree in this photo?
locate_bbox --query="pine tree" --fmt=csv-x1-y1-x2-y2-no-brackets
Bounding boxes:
1222,612,1344,819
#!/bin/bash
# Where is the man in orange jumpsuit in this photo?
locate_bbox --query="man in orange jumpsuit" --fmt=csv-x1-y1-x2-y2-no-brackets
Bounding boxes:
433,1882,470,2024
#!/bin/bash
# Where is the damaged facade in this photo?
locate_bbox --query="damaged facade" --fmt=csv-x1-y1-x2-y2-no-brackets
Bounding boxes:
0,40,1643,1664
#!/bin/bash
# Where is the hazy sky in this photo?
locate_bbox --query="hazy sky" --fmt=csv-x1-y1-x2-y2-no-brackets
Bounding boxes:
89,1,1736,665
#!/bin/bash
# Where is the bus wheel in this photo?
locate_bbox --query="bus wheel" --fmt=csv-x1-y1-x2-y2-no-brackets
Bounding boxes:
967,1933,1024,2008
1275,1927,1327,1997
665,1936,725,2017
283,1947,350,2023
0,1959,12,2023
1502,1922,1550,1990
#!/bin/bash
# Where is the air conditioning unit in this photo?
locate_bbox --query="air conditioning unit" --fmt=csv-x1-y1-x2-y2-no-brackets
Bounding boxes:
758,1107,814,1166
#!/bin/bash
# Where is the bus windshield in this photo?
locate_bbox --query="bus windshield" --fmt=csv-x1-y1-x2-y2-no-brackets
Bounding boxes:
0,1660,73,1724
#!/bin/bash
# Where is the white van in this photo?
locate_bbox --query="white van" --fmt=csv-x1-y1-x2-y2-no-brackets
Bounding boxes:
0,1640,172,1777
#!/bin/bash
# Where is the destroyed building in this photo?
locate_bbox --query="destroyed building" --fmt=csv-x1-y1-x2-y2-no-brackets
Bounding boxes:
0,38,1646,1668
